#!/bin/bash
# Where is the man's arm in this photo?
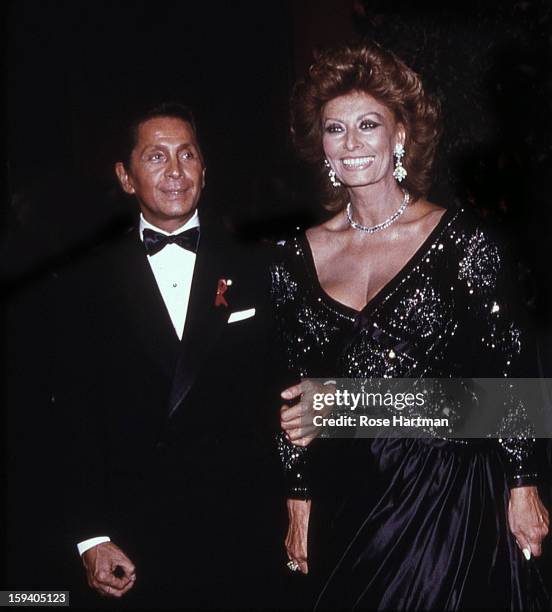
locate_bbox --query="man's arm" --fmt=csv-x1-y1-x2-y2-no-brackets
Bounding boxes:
54,270,137,599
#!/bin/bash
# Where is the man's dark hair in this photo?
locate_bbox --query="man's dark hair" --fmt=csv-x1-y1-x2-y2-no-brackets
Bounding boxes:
119,101,201,168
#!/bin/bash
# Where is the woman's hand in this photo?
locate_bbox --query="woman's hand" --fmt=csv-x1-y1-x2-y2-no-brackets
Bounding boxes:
508,486,549,559
281,379,335,447
285,498,311,574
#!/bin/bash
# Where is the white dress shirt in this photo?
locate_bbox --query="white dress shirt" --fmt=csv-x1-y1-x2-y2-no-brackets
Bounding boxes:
140,210,199,340
77,211,199,556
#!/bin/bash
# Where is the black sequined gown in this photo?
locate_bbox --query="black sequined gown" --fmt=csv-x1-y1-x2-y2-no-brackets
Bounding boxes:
271,208,548,610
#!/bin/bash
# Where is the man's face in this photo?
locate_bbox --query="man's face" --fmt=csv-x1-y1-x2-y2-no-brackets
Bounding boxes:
115,116,205,232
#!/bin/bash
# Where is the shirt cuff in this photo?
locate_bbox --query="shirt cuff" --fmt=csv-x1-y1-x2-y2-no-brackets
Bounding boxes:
77,536,111,556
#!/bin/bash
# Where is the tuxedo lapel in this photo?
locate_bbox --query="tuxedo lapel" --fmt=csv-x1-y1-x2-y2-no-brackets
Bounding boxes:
167,229,230,419
118,228,180,374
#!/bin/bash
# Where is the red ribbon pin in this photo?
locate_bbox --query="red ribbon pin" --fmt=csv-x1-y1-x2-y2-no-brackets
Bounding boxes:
215,278,229,307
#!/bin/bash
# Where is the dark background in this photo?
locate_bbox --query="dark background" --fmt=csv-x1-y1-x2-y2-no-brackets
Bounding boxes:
4,0,552,593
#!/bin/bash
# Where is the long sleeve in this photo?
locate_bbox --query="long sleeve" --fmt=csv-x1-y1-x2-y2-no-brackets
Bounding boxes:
52,262,116,546
455,224,540,487
270,242,312,499
276,433,310,499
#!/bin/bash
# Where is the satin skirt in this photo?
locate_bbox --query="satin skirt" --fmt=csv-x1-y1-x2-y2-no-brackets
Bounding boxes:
310,438,550,611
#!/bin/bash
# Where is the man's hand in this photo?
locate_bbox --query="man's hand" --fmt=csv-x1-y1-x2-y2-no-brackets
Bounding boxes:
82,542,136,598
281,379,335,447
508,486,549,559
285,498,311,574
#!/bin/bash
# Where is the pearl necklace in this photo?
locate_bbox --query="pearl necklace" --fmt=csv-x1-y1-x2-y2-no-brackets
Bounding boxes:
346,190,410,233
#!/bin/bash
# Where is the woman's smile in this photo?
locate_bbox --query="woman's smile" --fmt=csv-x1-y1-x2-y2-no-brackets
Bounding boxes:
341,156,375,171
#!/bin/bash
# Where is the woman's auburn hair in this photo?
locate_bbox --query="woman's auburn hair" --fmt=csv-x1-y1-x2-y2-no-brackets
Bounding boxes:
290,41,442,211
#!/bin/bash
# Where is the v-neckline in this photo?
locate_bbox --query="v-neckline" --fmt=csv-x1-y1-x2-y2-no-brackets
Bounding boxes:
299,207,457,319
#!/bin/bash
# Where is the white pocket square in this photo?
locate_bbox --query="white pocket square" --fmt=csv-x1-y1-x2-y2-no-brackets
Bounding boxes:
228,308,256,323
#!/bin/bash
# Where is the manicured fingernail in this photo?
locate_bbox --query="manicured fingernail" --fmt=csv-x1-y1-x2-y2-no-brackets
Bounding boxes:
523,548,531,560
282,391,291,399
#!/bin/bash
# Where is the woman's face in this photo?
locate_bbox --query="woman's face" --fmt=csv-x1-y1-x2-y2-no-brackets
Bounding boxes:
322,91,405,189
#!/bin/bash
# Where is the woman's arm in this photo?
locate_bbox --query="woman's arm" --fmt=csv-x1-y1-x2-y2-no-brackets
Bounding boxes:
269,244,314,573
456,222,549,555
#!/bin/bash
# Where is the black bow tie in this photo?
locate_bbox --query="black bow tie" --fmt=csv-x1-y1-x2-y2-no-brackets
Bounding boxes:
142,227,200,255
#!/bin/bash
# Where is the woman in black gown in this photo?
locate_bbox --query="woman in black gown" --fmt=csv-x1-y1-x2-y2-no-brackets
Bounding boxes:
273,42,550,610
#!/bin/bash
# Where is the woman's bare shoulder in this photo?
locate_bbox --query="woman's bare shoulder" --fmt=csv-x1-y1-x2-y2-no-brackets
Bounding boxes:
412,198,446,219
306,211,347,243
404,199,447,231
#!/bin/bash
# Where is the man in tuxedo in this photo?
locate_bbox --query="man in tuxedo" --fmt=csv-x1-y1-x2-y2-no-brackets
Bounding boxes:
57,102,284,608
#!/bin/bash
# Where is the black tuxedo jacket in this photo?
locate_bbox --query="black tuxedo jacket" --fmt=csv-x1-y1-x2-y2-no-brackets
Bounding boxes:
55,216,285,607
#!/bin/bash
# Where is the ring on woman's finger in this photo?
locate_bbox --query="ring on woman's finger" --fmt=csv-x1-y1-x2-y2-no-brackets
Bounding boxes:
287,560,300,572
